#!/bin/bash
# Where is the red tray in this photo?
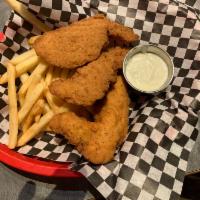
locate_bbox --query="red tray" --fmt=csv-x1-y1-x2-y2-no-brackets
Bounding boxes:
0,32,82,178
0,144,82,178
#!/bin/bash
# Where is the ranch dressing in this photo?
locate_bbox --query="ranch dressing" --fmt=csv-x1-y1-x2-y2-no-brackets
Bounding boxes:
125,53,168,92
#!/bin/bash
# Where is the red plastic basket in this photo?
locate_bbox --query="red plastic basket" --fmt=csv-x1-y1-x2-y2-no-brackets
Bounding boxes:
0,31,83,178
0,144,82,178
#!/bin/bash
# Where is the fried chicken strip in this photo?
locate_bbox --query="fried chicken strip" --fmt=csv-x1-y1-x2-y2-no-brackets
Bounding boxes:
49,76,129,164
72,14,139,45
33,24,108,69
49,47,128,106
33,15,138,69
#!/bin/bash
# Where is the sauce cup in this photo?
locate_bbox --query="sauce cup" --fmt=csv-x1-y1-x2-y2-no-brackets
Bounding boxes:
123,44,174,94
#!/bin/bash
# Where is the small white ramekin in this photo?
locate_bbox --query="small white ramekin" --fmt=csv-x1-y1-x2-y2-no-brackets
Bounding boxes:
123,44,174,94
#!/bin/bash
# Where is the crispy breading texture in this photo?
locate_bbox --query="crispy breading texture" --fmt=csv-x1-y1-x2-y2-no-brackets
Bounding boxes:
33,24,108,69
49,76,129,164
33,15,139,69
49,47,128,106
72,14,139,44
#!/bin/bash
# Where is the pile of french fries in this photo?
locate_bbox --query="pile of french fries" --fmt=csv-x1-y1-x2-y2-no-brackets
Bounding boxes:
1,36,71,149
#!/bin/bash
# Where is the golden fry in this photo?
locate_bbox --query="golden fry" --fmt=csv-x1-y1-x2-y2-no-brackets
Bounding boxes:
18,74,41,107
28,36,41,45
10,49,36,65
7,63,18,149
45,90,59,113
17,111,54,147
31,99,45,116
19,61,48,95
22,99,44,132
18,81,44,124
18,73,30,107
0,55,39,84
45,90,70,114
45,66,54,86
22,115,32,133
18,93,25,108
43,103,51,114
56,105,70,114
25,75,41,101
19,73,29,83
34,114,41,122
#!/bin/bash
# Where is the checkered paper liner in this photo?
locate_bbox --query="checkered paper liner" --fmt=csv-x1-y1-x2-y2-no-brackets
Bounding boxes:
0,0,200,199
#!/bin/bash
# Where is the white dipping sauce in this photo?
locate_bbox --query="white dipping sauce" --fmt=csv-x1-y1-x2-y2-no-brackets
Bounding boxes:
125,53,168,92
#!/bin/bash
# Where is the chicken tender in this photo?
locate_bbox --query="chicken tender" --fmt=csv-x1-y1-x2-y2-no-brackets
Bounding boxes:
49,76,129,164
49,47,128,106
33,15,138,69
33,24,108,69
72,14,139,45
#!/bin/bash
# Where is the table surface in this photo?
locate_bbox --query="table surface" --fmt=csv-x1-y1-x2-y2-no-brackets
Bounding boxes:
0,0,199,199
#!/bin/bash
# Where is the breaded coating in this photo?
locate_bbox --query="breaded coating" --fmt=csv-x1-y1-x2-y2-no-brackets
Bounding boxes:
33,15,138,69
49,76,129,164
33,24,108,69
73,14,139,45
49,47,128,106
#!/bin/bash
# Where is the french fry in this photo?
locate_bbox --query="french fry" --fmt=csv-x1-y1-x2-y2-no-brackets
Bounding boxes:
18,93,25,108
22,110,41,132
7,63,18,149
56,104,70,113
18,73,29,107
21,120,29,132
10,49,36,65
43,103,51,114
4,50,35,68
18,74,28,106
47,89,64,105
20,73,29,83
5,0,51,32
25,75,41,101
32,99,45,116
34,114,41,122
0,55,39,84
45,90,59,113
45,66,54,86
18,74,41,107
18,81,44,124
28,36,41,45
22,99,45,132
15,55,39,73
45,90,70,114
19,61,48,95
17,111,54,147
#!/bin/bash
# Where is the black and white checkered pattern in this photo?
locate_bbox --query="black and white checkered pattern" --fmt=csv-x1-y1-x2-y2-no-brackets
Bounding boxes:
0,0,200,199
